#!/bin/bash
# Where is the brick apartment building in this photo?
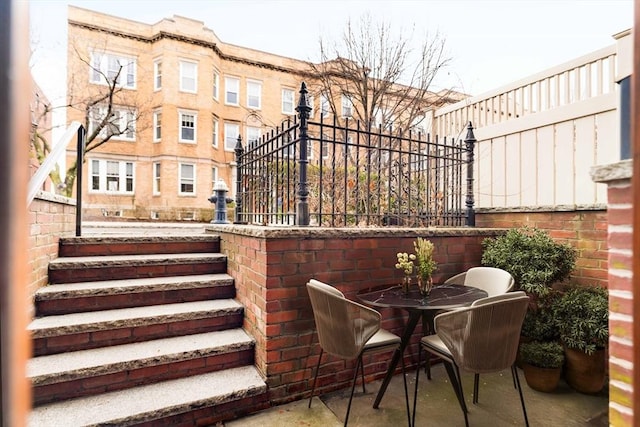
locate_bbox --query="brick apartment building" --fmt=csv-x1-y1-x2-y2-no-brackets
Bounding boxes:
67,6,458,221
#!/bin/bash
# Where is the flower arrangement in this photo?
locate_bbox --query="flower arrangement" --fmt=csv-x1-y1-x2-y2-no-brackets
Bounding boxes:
395,238,437,295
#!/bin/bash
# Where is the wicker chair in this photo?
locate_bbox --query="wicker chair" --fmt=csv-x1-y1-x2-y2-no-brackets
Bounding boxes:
412,291,530,427
306,279,410,427
443,266,515,296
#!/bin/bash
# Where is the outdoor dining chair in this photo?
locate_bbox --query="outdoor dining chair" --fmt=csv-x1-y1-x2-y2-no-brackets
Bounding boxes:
443,266,515,296
412,291,530,427
306,279,411,427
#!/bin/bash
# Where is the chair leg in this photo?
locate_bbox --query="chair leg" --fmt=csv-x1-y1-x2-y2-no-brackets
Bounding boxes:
359,355,366,393
411,345,422,427
512,365,530,427
473,373,479,404
399,348,410,427
443,362,469,427
308,349,323,409
344,356,363,427
511,365,518,389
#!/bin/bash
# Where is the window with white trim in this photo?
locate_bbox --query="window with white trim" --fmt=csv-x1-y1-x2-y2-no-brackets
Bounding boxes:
320,95,330,117
225,76,240,106
89,106,136,141
282,88,295,115
246,126,261,145
90,52,136,89
211,167,218,192
90,159,135,194
212,117,219,147
154,60,162,90
153,111,161,142
213,71,219,100
179,111,197,143
307,95,315,118
341,94,353,118
224,122,239,151
152,162,161,195
179,60,198,93
179,163,196,195
247,80,262,109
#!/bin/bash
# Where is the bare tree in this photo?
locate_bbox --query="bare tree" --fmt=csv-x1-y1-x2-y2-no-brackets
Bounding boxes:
30,41,149,197
309,14,457,134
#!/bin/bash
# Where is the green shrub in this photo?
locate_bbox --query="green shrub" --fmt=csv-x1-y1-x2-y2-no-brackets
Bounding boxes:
553,285,608,355
520,341,565,368
481,227,577,297
521,308,559,342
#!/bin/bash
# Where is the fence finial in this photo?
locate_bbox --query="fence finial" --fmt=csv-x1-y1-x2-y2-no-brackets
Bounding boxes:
295,82,311,226
464,122,476,227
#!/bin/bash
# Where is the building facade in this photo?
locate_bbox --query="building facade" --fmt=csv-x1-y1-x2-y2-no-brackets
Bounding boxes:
67,6,454,221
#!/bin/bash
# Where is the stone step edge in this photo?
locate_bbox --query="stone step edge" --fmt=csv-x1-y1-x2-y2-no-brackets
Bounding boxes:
60,235,220,245
35,273,234,300
48,253,226,269
29,329,253,386
29,299,243,338
28,366,267,427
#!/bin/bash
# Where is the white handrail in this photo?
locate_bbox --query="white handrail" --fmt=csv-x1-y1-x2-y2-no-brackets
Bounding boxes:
27,121,82,206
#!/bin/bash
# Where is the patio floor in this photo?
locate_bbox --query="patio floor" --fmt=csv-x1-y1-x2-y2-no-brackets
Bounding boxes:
226,363,608,426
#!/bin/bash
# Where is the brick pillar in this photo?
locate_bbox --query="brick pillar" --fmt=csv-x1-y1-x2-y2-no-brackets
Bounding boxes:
592,159,634,425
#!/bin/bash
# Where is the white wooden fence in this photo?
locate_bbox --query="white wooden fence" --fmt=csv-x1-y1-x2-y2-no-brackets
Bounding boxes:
432,38,624,209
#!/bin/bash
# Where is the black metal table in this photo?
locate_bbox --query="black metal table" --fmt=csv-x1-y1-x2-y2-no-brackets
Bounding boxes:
357,283,488,408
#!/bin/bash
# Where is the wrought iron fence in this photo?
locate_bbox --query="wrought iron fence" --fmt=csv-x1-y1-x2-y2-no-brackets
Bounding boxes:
234,83,476,227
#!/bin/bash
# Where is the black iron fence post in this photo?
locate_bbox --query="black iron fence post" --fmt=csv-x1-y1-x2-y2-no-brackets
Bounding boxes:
295,82,311,226
464,122,476,227
234,135,246,224
75,125,86,237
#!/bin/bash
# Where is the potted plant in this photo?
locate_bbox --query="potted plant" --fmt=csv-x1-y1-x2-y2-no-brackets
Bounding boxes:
520,341,565,392
553,285,608,393
414,237,437,295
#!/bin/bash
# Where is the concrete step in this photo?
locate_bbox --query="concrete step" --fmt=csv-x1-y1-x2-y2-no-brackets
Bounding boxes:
48,253,227,284
30,300,244,356
28,365,268,427
29,329,255,405
58,235,219,257
35,273,235,315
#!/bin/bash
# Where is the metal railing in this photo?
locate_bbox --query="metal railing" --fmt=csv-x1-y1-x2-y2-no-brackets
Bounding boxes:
234,83,476,228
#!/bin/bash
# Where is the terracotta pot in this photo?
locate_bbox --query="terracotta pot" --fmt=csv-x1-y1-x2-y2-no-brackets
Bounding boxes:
564,347,606,394
522,363,562,392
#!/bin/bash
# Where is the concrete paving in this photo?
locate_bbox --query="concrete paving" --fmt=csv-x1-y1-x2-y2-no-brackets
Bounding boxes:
226,364,608,427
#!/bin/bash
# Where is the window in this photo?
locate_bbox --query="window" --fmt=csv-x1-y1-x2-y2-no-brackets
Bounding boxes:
246,126,261,145
307,95,315,118
153,111,161,142
225,76,240,105
180,60,198,93
224,122,239,151
90,52,136,89
213,71,219,100
89,159,135,194
154,60,162,90
89,106,136,141
321,137,329,159
342,94,353,118
153,162,161,195
282,88,295,114
179,111,197,143
179,163,196,195
212,117,219,147
211,167,218,192
320,95,330,117
247,80,262,109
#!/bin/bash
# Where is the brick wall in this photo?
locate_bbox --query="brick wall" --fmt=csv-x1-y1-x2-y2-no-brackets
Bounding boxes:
28,192,76,318
209,225,502,404
476,209,608,288
591,160,634,426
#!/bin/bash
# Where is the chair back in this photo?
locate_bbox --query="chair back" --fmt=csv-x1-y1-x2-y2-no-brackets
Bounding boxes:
434,291,529,373
306,279,381,360
464,267,515,296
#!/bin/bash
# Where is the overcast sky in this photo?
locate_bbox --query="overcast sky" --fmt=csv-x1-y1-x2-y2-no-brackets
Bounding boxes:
29,0,633,109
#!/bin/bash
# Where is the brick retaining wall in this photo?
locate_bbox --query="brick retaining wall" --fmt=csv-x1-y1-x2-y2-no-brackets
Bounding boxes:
207,225,503,404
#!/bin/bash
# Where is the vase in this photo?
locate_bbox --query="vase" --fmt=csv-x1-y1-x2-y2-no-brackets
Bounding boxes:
417,276,433,296
402,276,411,294
522,363,562,392
564,347,606,394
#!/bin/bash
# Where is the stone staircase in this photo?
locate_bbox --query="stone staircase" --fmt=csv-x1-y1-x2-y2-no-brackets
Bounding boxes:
28,235,268,426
